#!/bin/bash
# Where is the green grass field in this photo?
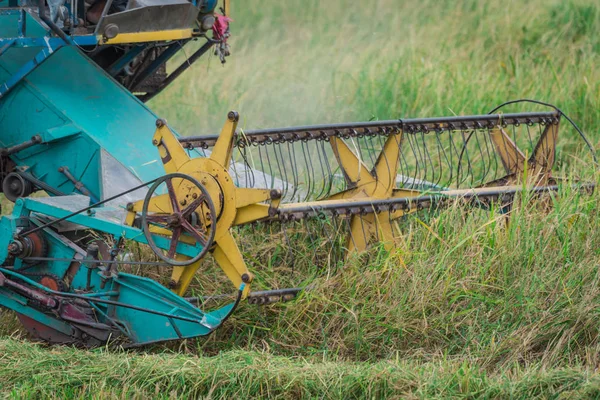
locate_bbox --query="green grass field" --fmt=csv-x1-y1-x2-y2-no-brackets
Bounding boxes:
2,0,600,398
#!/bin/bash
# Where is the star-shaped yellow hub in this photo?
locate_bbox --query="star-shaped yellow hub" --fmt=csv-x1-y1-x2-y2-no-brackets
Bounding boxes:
325,131,421,254
126,112,280,297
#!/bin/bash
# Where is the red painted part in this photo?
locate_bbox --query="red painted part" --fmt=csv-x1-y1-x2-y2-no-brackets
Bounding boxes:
39,276,59,291
16,314,76,345
15,274,73,344
212,14,231,41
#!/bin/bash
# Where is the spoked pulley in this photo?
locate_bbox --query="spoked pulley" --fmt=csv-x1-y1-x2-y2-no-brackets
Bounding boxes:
141,173,217,266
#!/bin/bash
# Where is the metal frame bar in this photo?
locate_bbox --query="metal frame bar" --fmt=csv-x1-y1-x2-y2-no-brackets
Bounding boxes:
180,112,560,148
138,39,215,102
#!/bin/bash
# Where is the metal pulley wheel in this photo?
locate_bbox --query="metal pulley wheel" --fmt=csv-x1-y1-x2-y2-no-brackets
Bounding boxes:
141,173,216,266
2,172,33,202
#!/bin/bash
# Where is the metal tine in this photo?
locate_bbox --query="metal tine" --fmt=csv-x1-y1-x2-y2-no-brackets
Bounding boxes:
526,123,535,152
453,129,466,187
430,128,445,188
397,134,411,188
313,140,328,199
420,130,435,186
330,214,345,266
411,132,426,186
257,144,271,193
359,215,369,252
300,140,314,201
479,128,495,184
387,209,397,250
288,141,300,201
232,146,246,187
511,122,519,153
438,130,453,188
459,128,474,187
485,127,500,182
470,128,486,186
397,134,410,188
447,129,457,187
244,145,257,188
266,144,279,189
390,130,403,188
345,214,357,254
376,134,387,168
405,132,422,190
272,141,289,198
318,140,334,200
359,131,378,167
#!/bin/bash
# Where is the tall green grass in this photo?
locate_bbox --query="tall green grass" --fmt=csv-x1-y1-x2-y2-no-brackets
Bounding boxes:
2,0,600,398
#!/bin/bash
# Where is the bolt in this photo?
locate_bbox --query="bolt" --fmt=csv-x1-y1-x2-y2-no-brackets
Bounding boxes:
192,193,198,199
227,111,239,122
180,199,187,206
201,179,207,185
7,242,20,255
241,273,253,283
152,139,159,146
126,203,134,211
155,119,166,128
168,280,179,289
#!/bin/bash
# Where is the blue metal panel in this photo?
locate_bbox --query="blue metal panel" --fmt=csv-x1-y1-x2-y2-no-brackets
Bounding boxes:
0,11,198,201
0,46,54,99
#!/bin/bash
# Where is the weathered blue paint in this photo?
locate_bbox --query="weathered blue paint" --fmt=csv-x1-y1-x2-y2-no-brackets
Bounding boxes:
0,195,240,345
0,9,198,202
0,3,235,346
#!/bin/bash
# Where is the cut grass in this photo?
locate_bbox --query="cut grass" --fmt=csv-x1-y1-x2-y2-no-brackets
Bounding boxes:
2,338,600,399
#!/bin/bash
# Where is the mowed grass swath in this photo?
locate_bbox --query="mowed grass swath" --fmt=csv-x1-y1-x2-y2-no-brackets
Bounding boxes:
2,0,600,398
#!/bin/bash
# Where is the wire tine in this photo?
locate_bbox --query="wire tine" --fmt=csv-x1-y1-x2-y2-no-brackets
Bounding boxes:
287,141,300,201
300,140,314,201
420,131,435,186
460,129,474,187
319,140,334,199
398,135,411,188
406,133,421,190
257,144,270,191
314,141,328,199
471,129,485,186
273,142,289,198
479,128,493,184
434,130,451,187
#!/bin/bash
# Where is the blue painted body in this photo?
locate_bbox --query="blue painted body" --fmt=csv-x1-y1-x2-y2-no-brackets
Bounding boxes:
0,1,235,345
0,42,169,200
0,196,239,344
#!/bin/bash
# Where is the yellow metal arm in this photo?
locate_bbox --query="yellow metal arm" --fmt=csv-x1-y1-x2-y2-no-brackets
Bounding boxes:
127,112,282,297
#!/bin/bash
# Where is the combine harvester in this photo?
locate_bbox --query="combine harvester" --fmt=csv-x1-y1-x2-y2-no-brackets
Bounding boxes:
0,0,595,346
